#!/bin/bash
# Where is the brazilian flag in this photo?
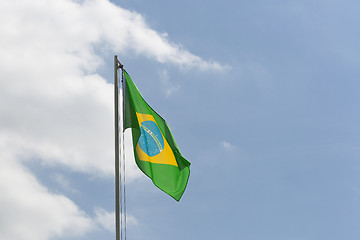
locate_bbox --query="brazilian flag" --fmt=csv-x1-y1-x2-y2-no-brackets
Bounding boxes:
123,70,190,201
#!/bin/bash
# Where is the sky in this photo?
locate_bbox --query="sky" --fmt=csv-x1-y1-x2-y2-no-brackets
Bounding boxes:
1,0,360,239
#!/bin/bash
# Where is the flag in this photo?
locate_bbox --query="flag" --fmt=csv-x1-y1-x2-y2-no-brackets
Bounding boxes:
123,70,190,201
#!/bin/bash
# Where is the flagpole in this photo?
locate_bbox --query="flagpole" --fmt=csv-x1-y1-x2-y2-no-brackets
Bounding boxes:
114,55,124,240
114,55,120,240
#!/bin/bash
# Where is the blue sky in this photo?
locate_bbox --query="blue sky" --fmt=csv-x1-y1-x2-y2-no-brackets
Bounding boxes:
1,0,360,239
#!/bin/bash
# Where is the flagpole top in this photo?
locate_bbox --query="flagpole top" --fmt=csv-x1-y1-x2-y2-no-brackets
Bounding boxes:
115,55,124,70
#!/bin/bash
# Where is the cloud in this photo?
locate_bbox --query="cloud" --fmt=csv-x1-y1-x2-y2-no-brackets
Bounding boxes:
0,0,225,239
221,140,236,151
94,208,116,232
0,0,227,175
0,152,93,240
94,208,138,232
52,173,80,193
159,69,181,97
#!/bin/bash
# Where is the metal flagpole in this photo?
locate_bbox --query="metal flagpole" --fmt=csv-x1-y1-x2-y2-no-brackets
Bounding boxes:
114,55,125,240
114,55,120,240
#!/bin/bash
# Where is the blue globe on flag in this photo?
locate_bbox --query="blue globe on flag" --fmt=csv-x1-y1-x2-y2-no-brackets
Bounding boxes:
138,121,165,157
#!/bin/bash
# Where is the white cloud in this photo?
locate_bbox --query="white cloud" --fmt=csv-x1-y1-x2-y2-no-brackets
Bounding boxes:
94,208,138,232
94,208,116,232
52,173,80,193
221,140,236,151
0,0,227,175
0,152,93,240
159,69,181,97
0,0,225,239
